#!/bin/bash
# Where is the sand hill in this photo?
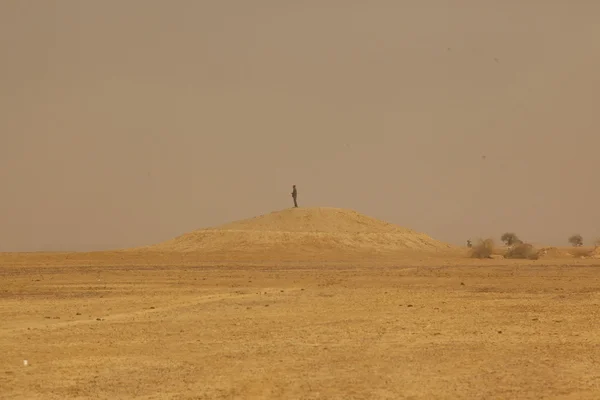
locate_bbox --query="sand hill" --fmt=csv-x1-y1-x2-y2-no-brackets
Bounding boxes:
141,207,453,259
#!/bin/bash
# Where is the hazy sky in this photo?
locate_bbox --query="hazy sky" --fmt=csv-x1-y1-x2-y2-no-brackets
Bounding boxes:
2,1,599,251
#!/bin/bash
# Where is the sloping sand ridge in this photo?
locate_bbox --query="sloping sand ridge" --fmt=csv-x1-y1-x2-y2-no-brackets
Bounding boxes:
140,207,454,260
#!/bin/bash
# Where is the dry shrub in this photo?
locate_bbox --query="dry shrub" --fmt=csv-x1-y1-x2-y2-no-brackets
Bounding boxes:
470,238,494,259
504,242,539,260
569,247,594,258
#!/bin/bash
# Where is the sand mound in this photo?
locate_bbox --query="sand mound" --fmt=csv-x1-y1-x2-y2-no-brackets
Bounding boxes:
140,207,453,258
537,246,600,259
538,247,571,258
568,246,600,258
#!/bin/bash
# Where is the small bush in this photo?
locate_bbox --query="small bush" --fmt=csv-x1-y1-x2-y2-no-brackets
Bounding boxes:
504,242,539,260
470,238,494,259
568,234,583,247
501,232,521,246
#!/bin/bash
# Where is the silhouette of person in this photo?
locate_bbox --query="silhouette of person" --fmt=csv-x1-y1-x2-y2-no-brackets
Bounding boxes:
467,239,472,248
291,185,298,208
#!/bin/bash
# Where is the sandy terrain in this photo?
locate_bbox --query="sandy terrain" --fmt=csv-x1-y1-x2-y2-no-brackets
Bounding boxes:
3,258,600,399
2,209,600,399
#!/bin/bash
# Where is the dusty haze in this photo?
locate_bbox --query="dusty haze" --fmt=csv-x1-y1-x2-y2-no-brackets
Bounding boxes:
1,1,599,252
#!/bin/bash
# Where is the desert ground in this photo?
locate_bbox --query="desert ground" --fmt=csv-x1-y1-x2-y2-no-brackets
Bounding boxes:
2,208,600,399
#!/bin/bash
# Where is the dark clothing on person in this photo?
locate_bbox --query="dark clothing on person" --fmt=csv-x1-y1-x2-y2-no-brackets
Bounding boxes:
291,186,298,208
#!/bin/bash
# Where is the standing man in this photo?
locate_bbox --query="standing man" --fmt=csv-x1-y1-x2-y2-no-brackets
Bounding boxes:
291,185,298,208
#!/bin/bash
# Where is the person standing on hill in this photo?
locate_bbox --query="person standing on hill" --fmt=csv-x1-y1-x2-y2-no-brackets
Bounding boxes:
291,185,298,208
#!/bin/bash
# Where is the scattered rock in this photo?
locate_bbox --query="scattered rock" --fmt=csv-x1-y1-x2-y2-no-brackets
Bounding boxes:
76,312,81,316
497,330,502,334
149,307,155,309
96,318,103,321
460,282,465,286
264,304,269,307
532,318,539,321
407,305,413,307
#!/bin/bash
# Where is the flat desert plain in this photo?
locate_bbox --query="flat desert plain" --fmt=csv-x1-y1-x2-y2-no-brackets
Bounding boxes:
2,209,600,399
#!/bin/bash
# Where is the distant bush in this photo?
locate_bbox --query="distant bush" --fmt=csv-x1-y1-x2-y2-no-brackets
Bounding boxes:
504,242,539,260
501,232,521,246
470,238,494,259
568,234,583,247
